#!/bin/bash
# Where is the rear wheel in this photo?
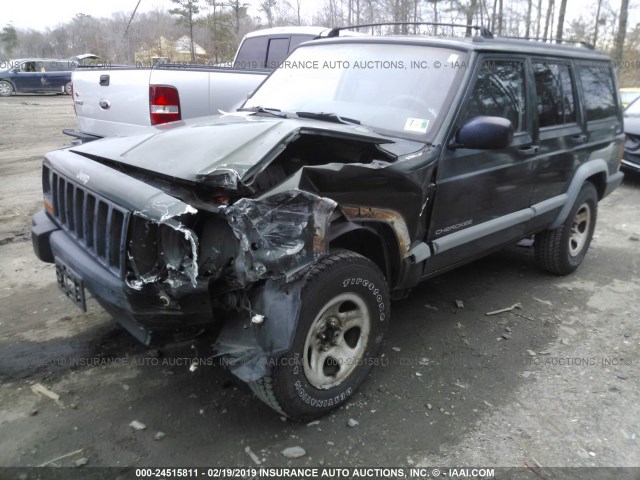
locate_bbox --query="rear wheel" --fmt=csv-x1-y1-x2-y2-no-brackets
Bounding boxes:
535,182,598,275
249,250,389,421
0,81,14,97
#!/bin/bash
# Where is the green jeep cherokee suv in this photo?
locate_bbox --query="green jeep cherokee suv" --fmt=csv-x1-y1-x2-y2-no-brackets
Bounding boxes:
32,24,624,420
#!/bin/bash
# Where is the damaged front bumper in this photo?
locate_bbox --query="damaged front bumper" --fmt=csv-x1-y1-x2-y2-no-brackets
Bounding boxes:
32,210,213,344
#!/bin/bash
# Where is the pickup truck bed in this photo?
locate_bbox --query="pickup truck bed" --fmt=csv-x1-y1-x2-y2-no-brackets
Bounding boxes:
66,26,338,142
70,65,268,139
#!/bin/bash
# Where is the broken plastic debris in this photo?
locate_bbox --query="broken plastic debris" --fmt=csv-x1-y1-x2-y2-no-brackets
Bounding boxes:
129,420,147,430
245,446,261,465
38,449,84,467
281,446,306,458
31,383,60,401
455,300,464,308
486,303,522,316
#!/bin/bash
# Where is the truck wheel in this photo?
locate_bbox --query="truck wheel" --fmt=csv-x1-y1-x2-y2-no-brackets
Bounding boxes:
64,82,72,95
0,81,14,97
249,250,389,421
534,182,598,275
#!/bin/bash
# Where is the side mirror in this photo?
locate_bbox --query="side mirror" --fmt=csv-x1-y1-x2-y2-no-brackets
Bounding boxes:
450,116,514,150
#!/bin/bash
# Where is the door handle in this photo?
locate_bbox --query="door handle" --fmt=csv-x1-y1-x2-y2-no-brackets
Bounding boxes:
518,145,539,155
570,134,587,143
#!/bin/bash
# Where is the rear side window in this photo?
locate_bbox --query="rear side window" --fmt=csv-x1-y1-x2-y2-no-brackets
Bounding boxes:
533,62,576,127
289,34,315,52
578,64,617,121
235,36,269,69
266,37,290,69
461,60,526,131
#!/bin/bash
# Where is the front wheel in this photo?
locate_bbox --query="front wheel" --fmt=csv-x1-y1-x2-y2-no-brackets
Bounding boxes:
64,82,72,95
534,182,598,275
249,250,390,421
0,81,14,97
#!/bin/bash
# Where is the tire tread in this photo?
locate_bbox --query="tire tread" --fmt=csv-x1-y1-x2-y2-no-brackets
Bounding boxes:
248,249,377,420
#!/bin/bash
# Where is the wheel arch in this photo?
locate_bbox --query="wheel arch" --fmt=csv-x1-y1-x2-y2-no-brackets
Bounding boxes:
328,220,401,288
550,159,608,229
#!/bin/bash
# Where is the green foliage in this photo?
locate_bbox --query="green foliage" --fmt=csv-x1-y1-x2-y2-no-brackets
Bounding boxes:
1,24,18,56
169,0,201,25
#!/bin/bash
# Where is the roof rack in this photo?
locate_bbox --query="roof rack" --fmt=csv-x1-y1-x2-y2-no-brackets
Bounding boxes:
327,22,493,39
497,35,594,49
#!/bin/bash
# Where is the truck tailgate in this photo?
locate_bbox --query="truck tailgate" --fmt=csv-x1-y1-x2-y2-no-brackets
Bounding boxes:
72,68,153,137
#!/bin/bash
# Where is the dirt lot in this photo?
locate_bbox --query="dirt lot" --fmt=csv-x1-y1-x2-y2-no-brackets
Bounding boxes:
0,95,638,473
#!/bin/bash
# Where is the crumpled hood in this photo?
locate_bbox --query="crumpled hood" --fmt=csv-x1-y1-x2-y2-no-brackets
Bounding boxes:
69,114,400,187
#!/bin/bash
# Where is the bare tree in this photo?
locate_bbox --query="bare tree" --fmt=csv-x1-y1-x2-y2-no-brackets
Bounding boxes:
525,0,533,37
592,0,603,46
614,0,629,62
555,0,567,41
260,0,277,27
542,0,554,40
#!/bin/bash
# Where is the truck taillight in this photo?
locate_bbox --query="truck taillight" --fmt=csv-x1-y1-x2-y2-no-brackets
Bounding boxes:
149,85,181,125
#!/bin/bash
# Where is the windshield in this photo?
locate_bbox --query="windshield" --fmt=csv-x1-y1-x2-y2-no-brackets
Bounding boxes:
244,42,467,138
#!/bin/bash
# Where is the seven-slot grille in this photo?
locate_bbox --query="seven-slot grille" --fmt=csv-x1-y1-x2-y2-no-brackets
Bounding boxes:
45,166,129,277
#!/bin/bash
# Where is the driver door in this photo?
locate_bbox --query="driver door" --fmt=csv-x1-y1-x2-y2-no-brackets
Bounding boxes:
13,61,41,92
425,56,537,270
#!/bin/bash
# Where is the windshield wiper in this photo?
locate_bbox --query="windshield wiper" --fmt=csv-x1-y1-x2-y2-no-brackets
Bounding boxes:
295,111,361,125
237,106,288,118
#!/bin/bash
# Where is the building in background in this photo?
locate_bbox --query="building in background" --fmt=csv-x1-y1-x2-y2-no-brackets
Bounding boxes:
135,36,207,65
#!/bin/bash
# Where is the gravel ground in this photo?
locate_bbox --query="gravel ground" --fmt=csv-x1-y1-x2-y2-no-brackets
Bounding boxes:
0,95,638,474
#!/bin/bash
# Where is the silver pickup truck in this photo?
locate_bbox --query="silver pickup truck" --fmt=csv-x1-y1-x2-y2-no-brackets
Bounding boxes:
65,26,332,143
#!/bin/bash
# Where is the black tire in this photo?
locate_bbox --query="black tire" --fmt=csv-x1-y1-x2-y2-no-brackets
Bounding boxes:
64,82,72,95
249,250,390,421
0,81,14,97
534,182,598,275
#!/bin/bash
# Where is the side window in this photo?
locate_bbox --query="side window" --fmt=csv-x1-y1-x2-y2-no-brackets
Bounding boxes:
289,34,315,52
265,37,290,69
20,62,37,72
461,60,526,131
578,64,617,121
533,62,576,127
234,36,269,69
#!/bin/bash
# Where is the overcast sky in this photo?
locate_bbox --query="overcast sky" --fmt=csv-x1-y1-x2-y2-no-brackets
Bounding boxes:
4,0,636,32
4,0,265,31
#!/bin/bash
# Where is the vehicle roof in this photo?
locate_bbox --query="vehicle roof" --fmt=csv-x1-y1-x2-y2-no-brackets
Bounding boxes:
242,26,366,40
302,35,611,61
11,58,72,63
243,26,329,38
